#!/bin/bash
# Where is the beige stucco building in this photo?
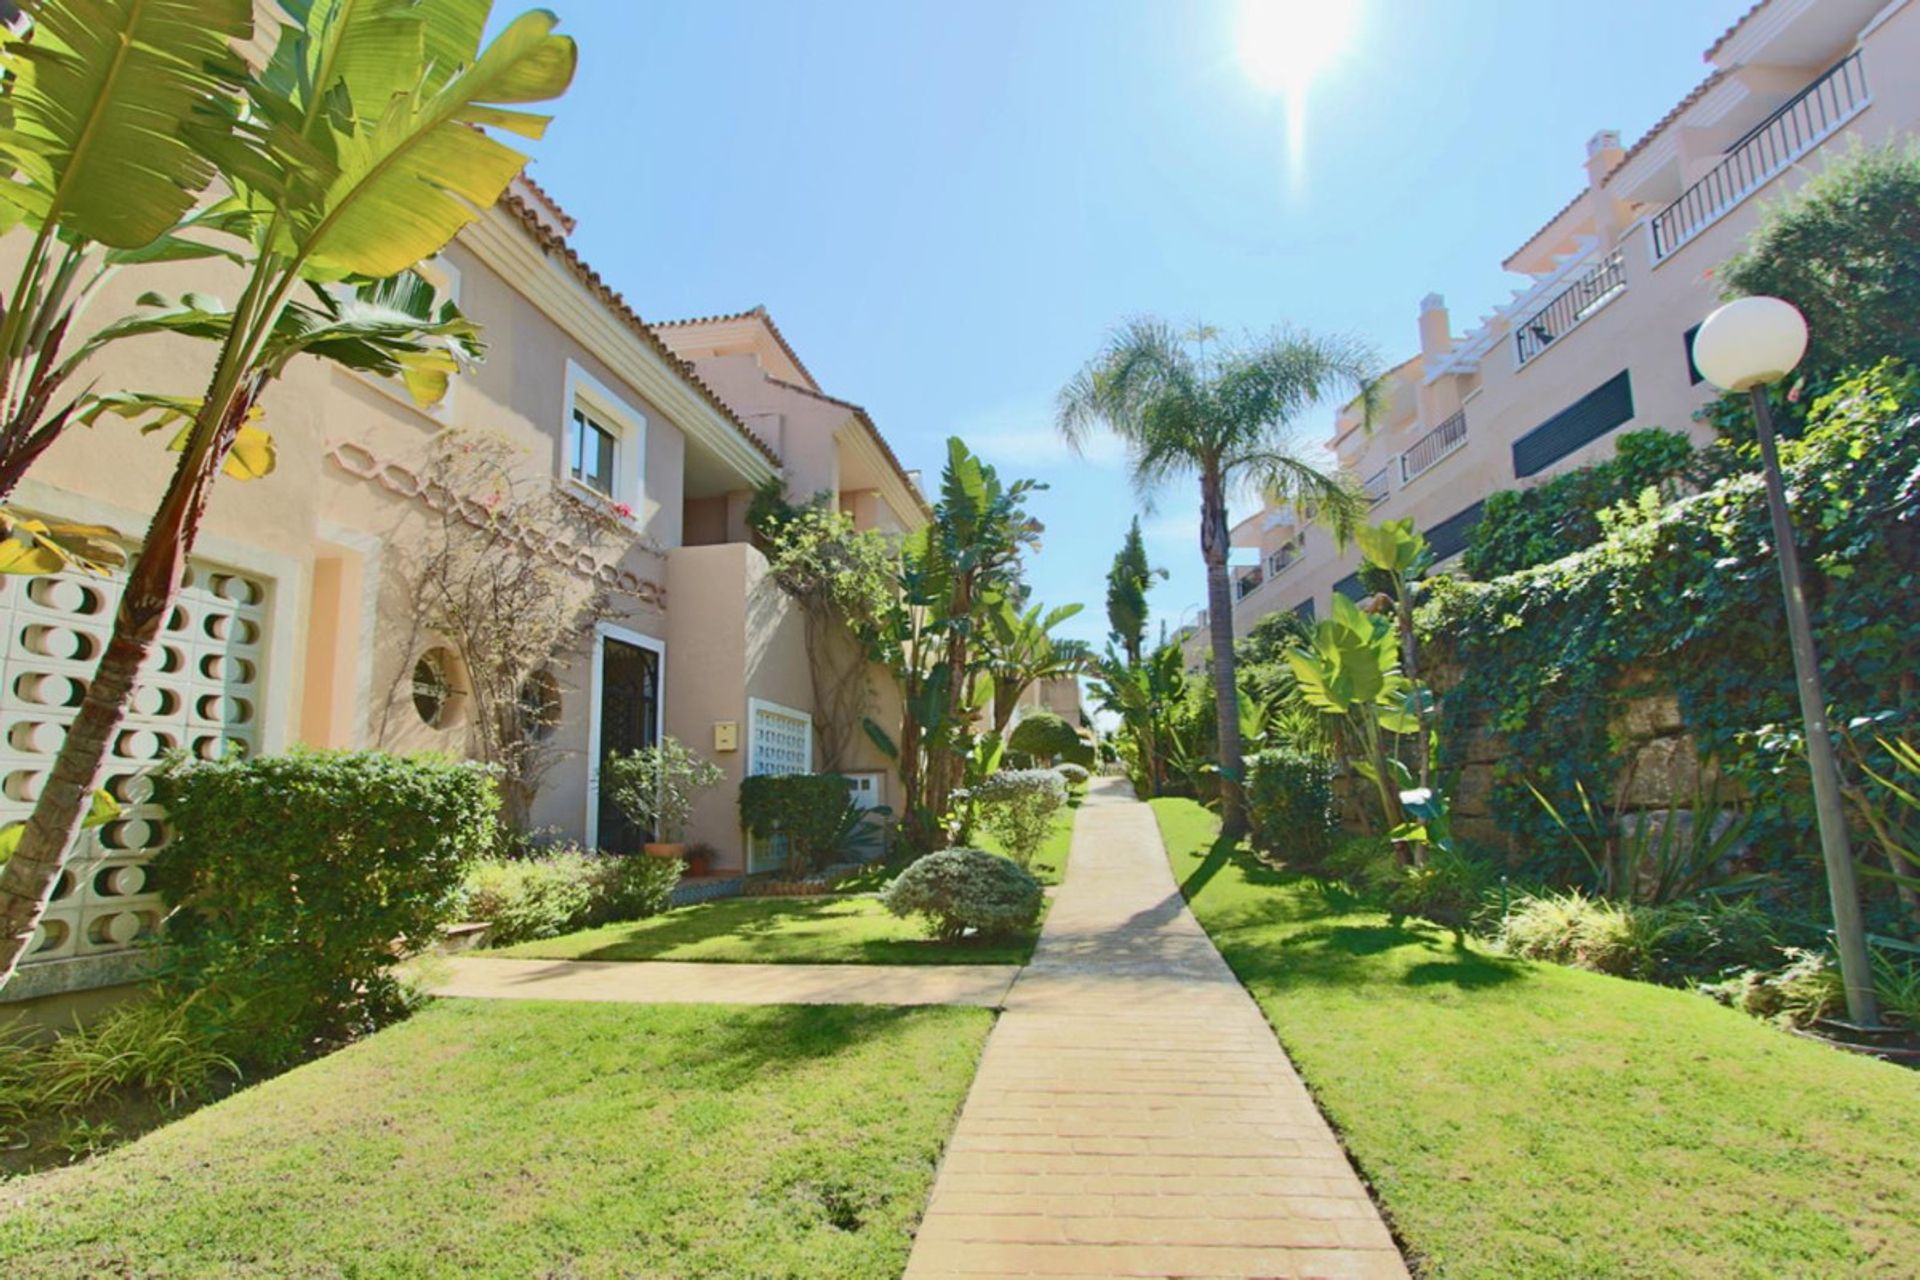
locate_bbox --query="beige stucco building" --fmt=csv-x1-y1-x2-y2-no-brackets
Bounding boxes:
2,178,925,1003
1229,0,1920,634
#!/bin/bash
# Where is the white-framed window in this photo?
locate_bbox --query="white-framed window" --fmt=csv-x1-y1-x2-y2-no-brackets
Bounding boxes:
561,361,646,513
746,698,814,873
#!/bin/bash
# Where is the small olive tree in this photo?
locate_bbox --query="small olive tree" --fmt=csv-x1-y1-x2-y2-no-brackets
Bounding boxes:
969,768,1067,868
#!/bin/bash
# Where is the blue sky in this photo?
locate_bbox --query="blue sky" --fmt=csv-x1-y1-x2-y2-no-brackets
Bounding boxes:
516,0,1751,652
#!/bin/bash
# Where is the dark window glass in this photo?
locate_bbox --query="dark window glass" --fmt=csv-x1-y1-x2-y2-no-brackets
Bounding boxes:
1511,370,1634,477
1683,324,1705,385
570,406,617,495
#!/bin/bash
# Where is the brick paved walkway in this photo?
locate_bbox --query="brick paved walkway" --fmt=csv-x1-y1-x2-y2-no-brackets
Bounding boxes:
904,780,1408,1279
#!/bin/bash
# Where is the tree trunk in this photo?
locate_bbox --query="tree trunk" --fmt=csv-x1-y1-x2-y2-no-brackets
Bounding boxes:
1199,469,1248,839
1392,586,1431,791
0,395,247,988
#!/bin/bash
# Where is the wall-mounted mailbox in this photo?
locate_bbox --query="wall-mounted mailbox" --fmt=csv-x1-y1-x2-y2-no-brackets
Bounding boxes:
713,720,739,753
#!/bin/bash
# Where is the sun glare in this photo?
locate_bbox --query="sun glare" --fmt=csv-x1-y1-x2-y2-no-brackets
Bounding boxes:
1237,0,1355,95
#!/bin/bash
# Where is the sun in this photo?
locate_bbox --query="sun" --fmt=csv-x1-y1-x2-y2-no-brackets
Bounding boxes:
1237,0,1356,96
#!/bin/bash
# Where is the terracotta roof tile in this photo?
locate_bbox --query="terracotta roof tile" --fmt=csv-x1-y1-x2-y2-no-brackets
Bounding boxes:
515,172,577,235
1706,1,1768,61
495,192,781,470
655,305,822,392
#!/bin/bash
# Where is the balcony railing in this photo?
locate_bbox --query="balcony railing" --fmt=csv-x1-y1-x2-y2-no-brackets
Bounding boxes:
1651,51,1868,261
1399,411,1467,483
1514,250,1626,366
1362,466,1390,506
1234,567,1264,600
1267,538,1304,576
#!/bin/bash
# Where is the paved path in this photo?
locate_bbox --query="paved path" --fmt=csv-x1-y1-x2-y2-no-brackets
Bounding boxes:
904,780,1408,1280
424,956,1019,1007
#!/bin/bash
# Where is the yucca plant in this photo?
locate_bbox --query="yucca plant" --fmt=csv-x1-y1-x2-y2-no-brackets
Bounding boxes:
0,0,576,985
1526,770,1758,906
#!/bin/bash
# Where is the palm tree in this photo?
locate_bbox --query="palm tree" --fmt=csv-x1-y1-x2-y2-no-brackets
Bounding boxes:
1058,318,1375,837
980,600,1090,737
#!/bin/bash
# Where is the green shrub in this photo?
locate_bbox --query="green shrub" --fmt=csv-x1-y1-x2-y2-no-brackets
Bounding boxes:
1461,430,1705,578
739,773,863,876
1054,762,1090,791
1245,748,1337,870
603,737,725,844
462,844,681,943
1008,711,1081,762
152,749,498,1069
1645,896,1782,982
581,851,682,925
1498,889,1664,979
968,769,1066,868
882,848,1042,940
461,851,596,945
1384,848,1493,934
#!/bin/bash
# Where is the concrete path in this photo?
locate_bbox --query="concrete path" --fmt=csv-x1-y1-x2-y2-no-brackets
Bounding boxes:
904,779,1408,1279
423,955,1019,1008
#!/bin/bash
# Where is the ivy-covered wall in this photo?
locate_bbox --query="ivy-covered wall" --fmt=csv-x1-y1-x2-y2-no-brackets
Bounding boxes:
1417,365,1920,904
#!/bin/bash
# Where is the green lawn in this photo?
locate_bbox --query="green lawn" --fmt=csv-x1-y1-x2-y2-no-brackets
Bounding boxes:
973,796,1078,886
0,1000,991,1278
490,892,1038,965
1153,797,1920,1279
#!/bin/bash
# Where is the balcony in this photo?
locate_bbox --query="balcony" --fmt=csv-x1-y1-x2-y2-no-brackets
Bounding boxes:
1650,51,1868,261
1362,466,1390,506
1514,250,1626,366
1234,566,1264,600
1399,410,1467,484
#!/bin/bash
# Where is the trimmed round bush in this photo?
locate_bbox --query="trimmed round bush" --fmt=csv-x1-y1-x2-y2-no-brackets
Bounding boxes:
1054,762,1090,790
1007,711,1081,762
969,768,1067,867
882,848,1042,940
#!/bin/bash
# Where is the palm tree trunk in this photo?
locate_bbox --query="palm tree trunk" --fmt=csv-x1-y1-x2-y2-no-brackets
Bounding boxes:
0,396,245,987
1200,468,1248,839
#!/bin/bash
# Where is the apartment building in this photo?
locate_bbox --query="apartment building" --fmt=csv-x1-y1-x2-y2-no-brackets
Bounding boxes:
1230,0,1919,633
2,178,925,1003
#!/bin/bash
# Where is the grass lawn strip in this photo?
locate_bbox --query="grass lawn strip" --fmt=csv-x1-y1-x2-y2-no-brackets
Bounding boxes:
1153,797,1920,1279
0,1000,992,1279
973,797,1078,886
490,893,1037,965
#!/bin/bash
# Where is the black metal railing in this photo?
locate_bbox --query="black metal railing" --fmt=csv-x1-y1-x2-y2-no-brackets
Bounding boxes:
1400,410,1468,483
1651,51,1868,260
1235,567,1263,599
1514,250,1627,365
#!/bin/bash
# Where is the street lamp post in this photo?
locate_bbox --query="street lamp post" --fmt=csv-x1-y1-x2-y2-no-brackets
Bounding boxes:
1692,296,1879,1028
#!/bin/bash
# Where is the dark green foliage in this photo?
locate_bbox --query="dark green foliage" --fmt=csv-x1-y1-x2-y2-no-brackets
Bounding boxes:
1422,365,1920,925
1105,516,1159,664
1716,141,1920,439
738,773,861,876
1461,429,1707,578
152,750,499,1069
881,848,1042,940
1007,710,1080,762
1244,748,1337,869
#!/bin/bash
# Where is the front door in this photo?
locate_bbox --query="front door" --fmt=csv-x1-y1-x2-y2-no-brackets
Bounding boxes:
596,637,660,853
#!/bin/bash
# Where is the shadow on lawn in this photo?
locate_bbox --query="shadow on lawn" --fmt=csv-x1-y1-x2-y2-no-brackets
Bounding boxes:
666,1003,939,1089
1183,835,1527,995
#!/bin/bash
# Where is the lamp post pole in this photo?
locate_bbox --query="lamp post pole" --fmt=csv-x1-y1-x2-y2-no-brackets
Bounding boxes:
1746,384,1879,1027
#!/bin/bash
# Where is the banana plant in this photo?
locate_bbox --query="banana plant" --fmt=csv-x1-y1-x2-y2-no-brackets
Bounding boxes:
0,0,576,986
1288,593,1428,859
0,0,256,558
981,599,1087,736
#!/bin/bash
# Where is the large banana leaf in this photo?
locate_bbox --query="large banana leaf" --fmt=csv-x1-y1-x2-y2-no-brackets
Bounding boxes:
257,6,576,279
0,0,252,245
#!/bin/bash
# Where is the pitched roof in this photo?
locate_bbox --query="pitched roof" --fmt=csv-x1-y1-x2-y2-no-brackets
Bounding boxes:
495,192,781,470
1706,1,1768,61
654,305,822,392
764,377,933,521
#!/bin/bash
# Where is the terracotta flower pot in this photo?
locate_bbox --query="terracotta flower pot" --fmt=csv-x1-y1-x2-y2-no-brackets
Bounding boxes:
643,841,687,860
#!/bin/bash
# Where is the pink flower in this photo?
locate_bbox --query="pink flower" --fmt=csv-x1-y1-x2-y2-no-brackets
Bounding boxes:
612,501,635,520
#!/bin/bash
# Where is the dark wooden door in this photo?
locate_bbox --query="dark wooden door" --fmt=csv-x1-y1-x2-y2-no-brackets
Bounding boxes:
596,637,660,852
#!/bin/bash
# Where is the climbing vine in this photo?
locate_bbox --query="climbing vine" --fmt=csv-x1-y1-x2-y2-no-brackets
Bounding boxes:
1420,364,1920,918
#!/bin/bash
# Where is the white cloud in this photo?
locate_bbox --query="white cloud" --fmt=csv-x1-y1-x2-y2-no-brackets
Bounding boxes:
956,397,1126,471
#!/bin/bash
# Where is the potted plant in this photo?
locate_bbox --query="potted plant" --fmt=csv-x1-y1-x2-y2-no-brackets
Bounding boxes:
604,737,725,860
